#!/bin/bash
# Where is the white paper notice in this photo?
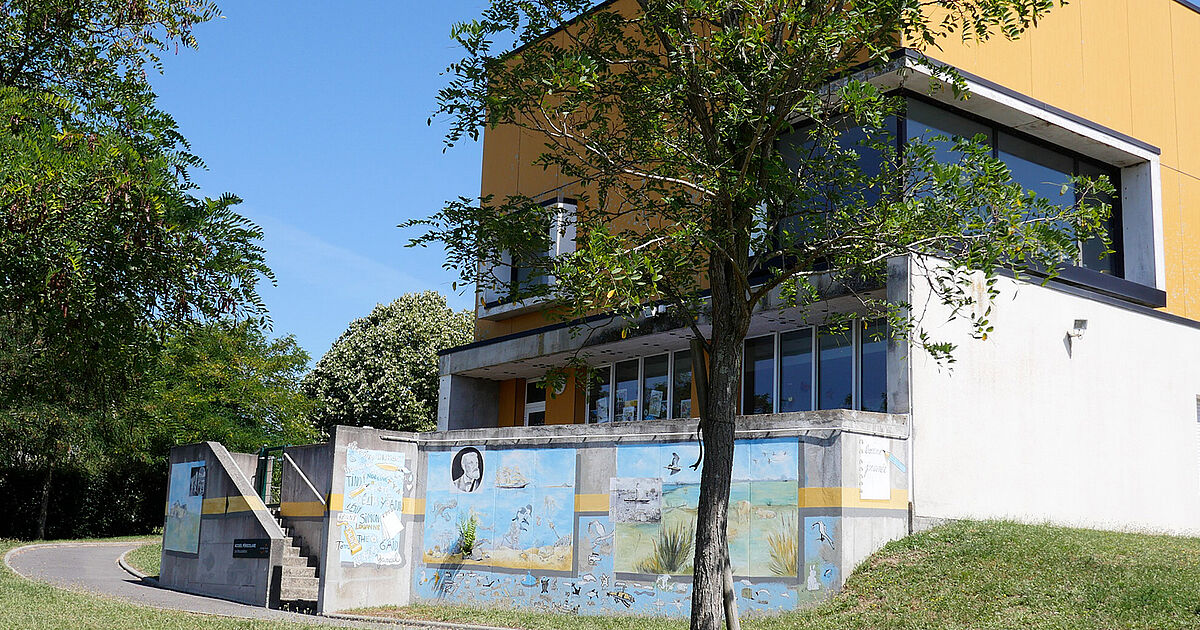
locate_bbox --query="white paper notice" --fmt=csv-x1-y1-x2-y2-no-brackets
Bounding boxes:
859,436,891,501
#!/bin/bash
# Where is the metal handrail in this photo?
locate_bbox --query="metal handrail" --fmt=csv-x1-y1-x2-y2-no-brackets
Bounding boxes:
283,451,327,506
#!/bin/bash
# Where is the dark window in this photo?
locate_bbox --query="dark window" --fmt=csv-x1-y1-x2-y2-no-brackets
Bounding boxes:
818,327,854,410
525,380,547,405
1078,161,1121,275
672,350,693,419
642,354,669,421
779,328,814,413
859,320,888,413
743,336,775,415
906,98,992,164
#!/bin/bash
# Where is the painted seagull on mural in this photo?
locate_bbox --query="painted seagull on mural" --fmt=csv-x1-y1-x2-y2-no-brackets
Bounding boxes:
812,521,836,550
665,452,681,475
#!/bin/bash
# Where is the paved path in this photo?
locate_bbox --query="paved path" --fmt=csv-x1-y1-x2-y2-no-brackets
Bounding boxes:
4,542,403,628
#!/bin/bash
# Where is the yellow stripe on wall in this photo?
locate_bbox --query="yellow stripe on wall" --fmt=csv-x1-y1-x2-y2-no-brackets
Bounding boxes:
324,493,420,515
799,487,909,510
225,494,268,514
575,493,609,512
200,497,227,515
280,501,326,518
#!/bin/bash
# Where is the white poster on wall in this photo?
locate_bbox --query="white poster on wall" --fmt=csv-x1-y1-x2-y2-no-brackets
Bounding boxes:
859,436,891,501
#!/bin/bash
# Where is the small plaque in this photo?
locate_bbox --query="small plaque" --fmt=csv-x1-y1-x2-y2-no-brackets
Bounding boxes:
233,538,271,559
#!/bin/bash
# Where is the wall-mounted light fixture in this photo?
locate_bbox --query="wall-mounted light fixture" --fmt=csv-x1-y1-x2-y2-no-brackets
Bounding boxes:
1067,319,1088,340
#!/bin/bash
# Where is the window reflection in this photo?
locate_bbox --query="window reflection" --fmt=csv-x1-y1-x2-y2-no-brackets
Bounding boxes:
859,320,888,413
672,350,693,419
779,329,814,412
818,327,854,410
614,359,639,422
642,354,669,421
743,336,775,415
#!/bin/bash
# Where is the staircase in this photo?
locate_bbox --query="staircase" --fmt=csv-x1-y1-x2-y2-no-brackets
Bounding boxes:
270,508,320,612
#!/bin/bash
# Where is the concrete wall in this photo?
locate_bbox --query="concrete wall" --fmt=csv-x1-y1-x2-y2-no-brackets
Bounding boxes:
160,442,285,606
280,443,333,562
318,425,421,612
907,257,1200,534
402,412,908,617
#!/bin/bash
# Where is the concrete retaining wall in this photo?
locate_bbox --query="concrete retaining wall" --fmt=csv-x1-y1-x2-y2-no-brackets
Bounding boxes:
907,258,1200,534
315,412,910,616
159,442,285,606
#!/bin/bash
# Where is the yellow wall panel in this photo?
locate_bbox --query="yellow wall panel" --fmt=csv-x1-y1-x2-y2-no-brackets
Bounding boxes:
1078,0,1134,133
1179,172,1200,318
1171,2,1200,178
1161,168,1186,316
1126,0,1180,168
1028,6,1085,116
963,32,1033,97
481,122,520,201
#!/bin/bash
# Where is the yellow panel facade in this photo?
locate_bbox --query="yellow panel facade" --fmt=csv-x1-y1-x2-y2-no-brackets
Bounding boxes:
1171,2,1200,178
1078,0,1134,134
1161,167,1186,317
1180,172,1200,318
1126,0,1180,166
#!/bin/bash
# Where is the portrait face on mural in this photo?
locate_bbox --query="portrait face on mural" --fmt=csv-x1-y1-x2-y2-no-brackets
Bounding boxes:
451,447,484,493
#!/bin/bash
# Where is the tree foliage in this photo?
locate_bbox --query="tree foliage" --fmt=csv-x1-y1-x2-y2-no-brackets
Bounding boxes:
413,1,1110,628
0,0,269,415
304,292,474,434
138,320,319,454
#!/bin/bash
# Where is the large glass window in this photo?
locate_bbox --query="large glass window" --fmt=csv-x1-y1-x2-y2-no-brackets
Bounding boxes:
1079,161,1120,275
614,359,640,422
587,366,612,424
779,328,814,413
818,327,854,410
859,320,888,413
743,336,776,415
672,350,694,419
906,98,992,163
642,354,670,421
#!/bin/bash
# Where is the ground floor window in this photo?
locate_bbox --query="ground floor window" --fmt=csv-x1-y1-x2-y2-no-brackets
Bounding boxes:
586,319,886,423
588,352,695,423
524,379,546,426
743,318,887,415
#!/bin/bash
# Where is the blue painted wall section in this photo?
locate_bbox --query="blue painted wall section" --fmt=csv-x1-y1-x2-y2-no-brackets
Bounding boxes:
413,438,843,616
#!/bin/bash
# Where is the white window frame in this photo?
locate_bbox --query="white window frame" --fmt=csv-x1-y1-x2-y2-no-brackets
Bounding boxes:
524,379,546,427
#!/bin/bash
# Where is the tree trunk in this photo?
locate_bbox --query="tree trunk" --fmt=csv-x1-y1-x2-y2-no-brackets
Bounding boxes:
36,466,52,540
690,255,749,630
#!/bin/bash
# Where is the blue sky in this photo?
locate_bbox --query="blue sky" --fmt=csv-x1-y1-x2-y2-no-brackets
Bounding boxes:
149,2,491,361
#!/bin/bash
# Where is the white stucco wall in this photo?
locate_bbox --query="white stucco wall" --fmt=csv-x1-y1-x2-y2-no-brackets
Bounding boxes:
906,260,1200,534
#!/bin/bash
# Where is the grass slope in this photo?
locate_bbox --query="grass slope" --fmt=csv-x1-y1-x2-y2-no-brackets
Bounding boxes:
0,539,318,630
361,520,1200,630
4,521,1200,629
125,540,162,578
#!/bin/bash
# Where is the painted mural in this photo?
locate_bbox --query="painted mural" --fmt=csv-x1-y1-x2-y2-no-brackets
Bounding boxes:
413,438,852,617
164,461,205,554
337,445,412,566
423,446,576,571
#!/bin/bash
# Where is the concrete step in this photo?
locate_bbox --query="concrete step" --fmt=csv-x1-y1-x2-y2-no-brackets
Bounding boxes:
281,554,317,568
282,545,301,558
281,564,317,578
279,588,318,603
279,575,319,591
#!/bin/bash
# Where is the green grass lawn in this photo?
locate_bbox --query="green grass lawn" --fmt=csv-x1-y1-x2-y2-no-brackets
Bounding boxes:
358,520,1200,630
124,540,162,578
0,538,322,629
6,521,1200,629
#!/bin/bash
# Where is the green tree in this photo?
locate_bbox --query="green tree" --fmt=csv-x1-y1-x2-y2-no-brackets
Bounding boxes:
139,320,320,454
304,292,474,434
411,2,1111,628
0,0,270,538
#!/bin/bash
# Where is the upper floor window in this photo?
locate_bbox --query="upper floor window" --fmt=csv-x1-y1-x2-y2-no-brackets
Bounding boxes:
482,200,577,307
776,98,1124,279
906,98,1122,276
